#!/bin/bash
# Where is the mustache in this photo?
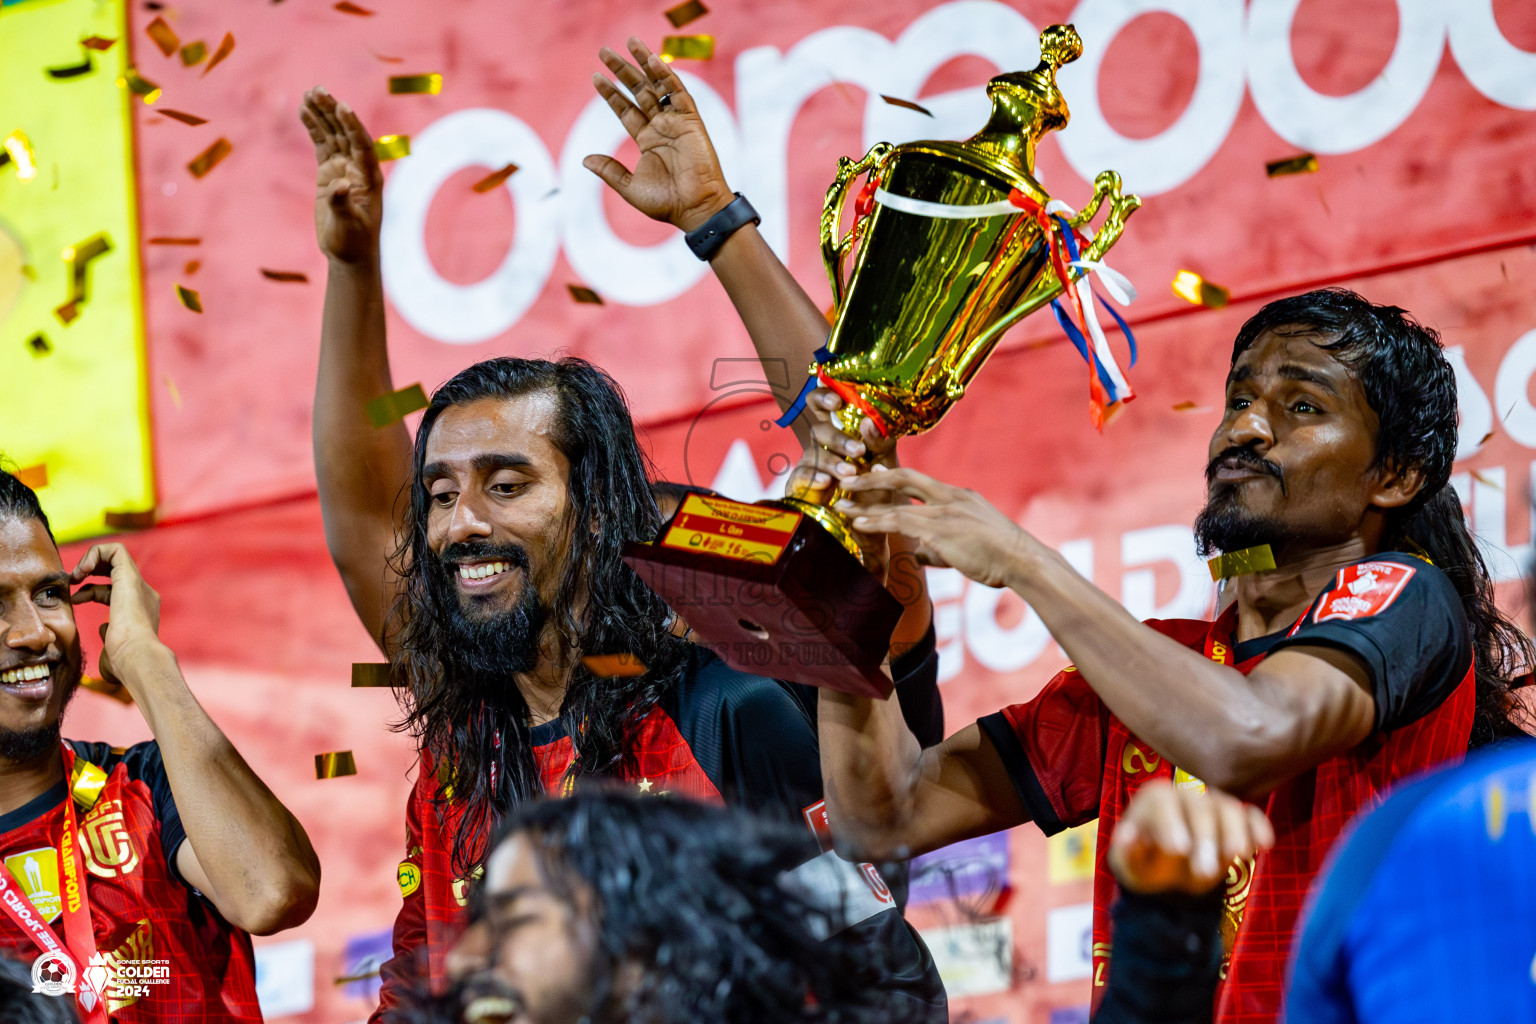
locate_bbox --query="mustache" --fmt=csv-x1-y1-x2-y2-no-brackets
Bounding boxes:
1205,446,1286,491
437,542,532,572
456,972,527,1023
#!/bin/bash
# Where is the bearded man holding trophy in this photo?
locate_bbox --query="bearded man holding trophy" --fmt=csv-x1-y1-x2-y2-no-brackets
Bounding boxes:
600,19,1506,1024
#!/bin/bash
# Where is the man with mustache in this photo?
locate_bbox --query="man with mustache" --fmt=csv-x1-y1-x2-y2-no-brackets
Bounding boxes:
0,471,319,1021
299,50,944,1019
813,289,1533,1023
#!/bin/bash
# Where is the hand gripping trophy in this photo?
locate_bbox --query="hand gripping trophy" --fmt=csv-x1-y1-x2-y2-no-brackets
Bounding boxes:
627,24,1141,695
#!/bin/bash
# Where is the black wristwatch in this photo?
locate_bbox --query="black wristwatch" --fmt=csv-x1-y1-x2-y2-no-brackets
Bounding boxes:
685,193,761,261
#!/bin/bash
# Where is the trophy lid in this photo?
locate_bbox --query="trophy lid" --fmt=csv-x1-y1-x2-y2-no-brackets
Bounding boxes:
964,24,1082,178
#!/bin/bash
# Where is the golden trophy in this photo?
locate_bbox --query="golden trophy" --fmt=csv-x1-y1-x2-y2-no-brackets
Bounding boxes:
626,24,1141,696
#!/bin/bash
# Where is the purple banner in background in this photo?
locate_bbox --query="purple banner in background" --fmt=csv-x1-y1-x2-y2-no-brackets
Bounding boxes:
908,831,1010,905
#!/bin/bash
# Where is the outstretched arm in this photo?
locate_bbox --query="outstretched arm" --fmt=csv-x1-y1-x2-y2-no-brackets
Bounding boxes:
585,38,831,440
72,545,320,935
300,87,406,647
839,468,1378,801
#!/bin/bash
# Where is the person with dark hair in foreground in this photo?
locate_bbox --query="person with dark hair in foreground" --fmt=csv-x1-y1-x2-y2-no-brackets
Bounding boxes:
300,68,944,1020
815,288,1534,1023
393,791,935,1024
0,471,319,1022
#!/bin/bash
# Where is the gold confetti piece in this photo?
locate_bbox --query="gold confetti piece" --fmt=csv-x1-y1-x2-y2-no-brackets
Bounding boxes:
1171,270,1229,309
14,465,48,489
1172,401,1200,412
117,67,162,104
187,137,232,178
179,41,207,66
351,663,395,687
202,33,236,77
316,751,358,779
3,131,37,182
157,109,207,126
27,334,51,356
371,52,405,64
54,302,80,326
164,374,182,408
260,268,309,283
664,0,708,28
1265,153,1319,178
175,284,202,312
365,382,430,428
56,233,112,326
659,34,714,61
81,36,117,51
1478,430,1494,446
471,163,518,192
103,509,156,530
568,284,604,305
1207,544,1275,581
145,16,179,57
335,1,374,13
332,967,381,985
148,236,200,245
880,95,933,117
183,259,200,275
1473,470,1504,492
581,653,648,677
48,56,95,80
389,73,442,95
374,134,410,160
81,676,134,705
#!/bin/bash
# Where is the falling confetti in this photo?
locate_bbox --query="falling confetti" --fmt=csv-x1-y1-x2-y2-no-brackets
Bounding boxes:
203,33,236,76
81,36,117,51
260,269,309,282
175,284,203,312
179,41,207,66
351,663,394,687
315,751,358,779
568,284,604,304
388,73,442,95
1171,270,1229,309
148,237,200,245
145,17,179,57
334,1,374,13
27,334,51,356
371,52,405,64
660,35,714,61
664,0,708,27
365,382,429,428
374,134,410,160
104,509,156,530
880,95,933,117
471,163,518,192
581,654,648,677
2,131,37,181
1478,431,1494,446
187,138,232,177
117,67,162,103
1265,153,1319,178
1172,401,1201,412
156,109,208,126
13,465,48,489
81,677,134,705
55,234,112,326
183,260,200,275
164,374,183,408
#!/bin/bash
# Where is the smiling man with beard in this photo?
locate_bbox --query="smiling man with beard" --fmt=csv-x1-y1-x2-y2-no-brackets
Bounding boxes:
809,289,1533,1024
298,85,945,1022
0,471,319,1022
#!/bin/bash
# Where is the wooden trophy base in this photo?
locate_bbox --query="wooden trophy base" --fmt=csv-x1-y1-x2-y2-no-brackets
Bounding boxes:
623,494,900,698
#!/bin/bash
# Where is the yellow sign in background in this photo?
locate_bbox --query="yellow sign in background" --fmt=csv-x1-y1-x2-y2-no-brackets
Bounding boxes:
0,0,153,541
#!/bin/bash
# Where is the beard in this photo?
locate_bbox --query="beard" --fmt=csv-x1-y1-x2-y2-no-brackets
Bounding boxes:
1192,447,1293,557
428,542,549,693
0,660,80,762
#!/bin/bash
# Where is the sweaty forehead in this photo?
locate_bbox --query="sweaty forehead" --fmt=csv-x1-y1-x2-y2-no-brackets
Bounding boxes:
0,517,63,589
424,392,565,469
1231,328,1351,381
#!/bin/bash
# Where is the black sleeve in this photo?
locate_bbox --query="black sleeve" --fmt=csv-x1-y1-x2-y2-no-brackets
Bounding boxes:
1092,889,1223,1024
71,740,189,885
1268,554,1472,734
891,623,944,748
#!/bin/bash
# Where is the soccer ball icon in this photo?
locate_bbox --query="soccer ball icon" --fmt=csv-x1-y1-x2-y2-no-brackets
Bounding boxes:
30,950,75,997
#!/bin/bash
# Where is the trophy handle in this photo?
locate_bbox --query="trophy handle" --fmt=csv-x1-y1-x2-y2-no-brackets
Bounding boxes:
820,143,893,309
945,170,1142,392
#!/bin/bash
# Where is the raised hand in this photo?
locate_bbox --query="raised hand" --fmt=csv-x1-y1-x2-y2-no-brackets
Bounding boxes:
69,543,164,687
584,37,734,232
1109,779,1275,896
300,86,383,264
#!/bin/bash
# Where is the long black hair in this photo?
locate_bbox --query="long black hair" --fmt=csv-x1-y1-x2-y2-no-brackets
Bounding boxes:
386,358,691,874
450,790,935,1024
1230,289,1532,745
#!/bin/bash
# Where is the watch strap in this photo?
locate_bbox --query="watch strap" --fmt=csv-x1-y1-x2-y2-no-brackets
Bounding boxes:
685,193,761,261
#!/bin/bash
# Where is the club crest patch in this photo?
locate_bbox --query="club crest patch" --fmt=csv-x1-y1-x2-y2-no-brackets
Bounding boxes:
1314,562,1415,623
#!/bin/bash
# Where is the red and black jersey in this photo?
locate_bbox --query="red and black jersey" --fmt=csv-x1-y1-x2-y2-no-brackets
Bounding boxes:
0,740,260,1022
375,632,946,1021
978,553,1474,1024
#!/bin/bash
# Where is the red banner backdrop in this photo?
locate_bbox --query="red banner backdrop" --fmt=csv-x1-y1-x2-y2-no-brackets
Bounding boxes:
51,0,1536,1020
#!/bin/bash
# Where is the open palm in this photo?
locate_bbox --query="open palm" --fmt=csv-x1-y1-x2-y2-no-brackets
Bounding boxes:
300,87,382,264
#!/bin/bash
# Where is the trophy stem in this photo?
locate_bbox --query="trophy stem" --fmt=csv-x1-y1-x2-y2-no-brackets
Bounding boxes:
773,494,867,564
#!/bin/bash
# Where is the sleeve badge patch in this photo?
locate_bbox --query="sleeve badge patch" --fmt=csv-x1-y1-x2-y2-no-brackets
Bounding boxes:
1314,561,1416,623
